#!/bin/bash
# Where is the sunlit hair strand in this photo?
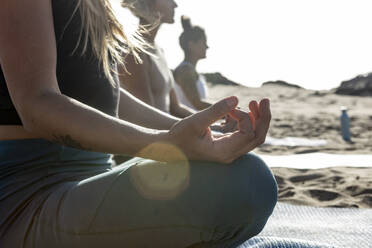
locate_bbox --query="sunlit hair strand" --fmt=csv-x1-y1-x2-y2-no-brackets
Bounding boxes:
75,0,149,83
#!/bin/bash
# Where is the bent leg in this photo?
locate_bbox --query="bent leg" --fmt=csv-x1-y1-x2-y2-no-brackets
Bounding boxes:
30,154,277,248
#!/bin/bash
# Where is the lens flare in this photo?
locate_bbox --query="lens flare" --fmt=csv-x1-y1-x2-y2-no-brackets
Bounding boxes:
130,143,190,200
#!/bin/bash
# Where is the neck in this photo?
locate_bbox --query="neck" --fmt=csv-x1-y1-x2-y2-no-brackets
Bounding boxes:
139,18,161,44
184,54,200,67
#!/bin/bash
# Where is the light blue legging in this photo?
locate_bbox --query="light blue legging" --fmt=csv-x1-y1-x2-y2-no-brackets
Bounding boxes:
0,139,277,248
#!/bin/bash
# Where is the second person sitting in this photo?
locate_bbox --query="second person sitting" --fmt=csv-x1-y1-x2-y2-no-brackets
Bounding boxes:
119,0,194,118
173,16,212,111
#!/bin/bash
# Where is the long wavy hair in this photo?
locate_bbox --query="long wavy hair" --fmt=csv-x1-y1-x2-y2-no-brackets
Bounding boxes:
76,0,148,84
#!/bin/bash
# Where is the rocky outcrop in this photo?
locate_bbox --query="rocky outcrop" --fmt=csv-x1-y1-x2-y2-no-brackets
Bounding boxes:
335,73,372,96
202,72,239,86
261,80,303,89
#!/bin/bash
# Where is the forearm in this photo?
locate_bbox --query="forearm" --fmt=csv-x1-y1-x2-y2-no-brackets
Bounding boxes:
193,99,212,111
170,103,196,118
22,91,169,157
119,88,180,130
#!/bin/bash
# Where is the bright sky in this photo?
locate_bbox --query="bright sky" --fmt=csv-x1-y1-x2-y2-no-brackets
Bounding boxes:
113,0,372,90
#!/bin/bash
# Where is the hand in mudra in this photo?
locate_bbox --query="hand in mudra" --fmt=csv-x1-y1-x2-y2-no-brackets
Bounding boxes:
212,114,239,133
168,96,271,163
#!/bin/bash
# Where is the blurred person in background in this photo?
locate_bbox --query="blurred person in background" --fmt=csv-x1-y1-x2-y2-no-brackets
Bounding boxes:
173,15,211,111
119,0,236,133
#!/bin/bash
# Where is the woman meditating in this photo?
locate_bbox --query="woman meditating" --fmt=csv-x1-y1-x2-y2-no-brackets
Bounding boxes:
173,16,211,111
0,0,277,247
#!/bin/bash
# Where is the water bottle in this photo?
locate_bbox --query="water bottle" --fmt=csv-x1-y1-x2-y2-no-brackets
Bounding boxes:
340,106,351,142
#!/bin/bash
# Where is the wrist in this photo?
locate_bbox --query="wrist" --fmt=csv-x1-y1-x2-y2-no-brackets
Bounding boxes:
135,129,181,162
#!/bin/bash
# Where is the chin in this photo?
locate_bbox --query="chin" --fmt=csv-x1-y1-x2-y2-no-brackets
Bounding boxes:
162,19,174,24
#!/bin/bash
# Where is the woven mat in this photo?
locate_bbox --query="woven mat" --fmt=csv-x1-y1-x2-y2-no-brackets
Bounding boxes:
238,203,372,248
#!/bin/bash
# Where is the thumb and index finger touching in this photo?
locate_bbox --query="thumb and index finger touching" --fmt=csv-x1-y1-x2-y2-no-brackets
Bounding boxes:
190,96,239,134
191,96,271,132
189,96,271,145
228,98,272,156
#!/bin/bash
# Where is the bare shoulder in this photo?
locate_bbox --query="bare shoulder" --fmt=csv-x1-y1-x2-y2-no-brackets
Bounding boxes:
120,53,152,85
0,0,60,128
0,0,57,96
174,63,198,81
0,0,56,61
119,52,153,102
123,53,150,73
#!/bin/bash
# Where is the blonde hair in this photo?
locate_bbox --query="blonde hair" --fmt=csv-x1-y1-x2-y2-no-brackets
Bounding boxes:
76,0,147,84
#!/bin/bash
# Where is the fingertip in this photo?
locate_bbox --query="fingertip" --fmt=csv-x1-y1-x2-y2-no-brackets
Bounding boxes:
258,99,268,113
225,96,239,108
197,97,239,130
258,98,272,122
260,98,270,108
249,100,259,118
249,100,258,109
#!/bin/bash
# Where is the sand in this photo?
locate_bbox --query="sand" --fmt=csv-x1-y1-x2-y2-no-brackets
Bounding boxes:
206,83,372,208
272,167,372,208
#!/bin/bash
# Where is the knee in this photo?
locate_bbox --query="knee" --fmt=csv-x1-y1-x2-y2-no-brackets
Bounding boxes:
224,153,278,224
186,155,277,244
245,154,278,215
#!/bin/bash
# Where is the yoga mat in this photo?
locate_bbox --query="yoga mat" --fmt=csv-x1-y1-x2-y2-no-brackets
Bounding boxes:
265,137,327,147
260,153,372,168
243,236,335,248
238,203,372,248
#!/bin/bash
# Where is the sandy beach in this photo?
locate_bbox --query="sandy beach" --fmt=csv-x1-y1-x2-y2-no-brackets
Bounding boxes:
207,83,372,208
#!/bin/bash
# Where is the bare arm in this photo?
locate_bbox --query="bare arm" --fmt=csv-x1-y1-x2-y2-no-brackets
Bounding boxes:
169,88,196,118
174,65,211,110
0,0,167,157
0,0,272,164
117,54,181,129
118,88,180,130
118,54,155,106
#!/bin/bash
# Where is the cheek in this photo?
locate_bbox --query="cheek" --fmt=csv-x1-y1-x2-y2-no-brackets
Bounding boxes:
152,1,164,13
200,45,207,54
154,0,172,16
